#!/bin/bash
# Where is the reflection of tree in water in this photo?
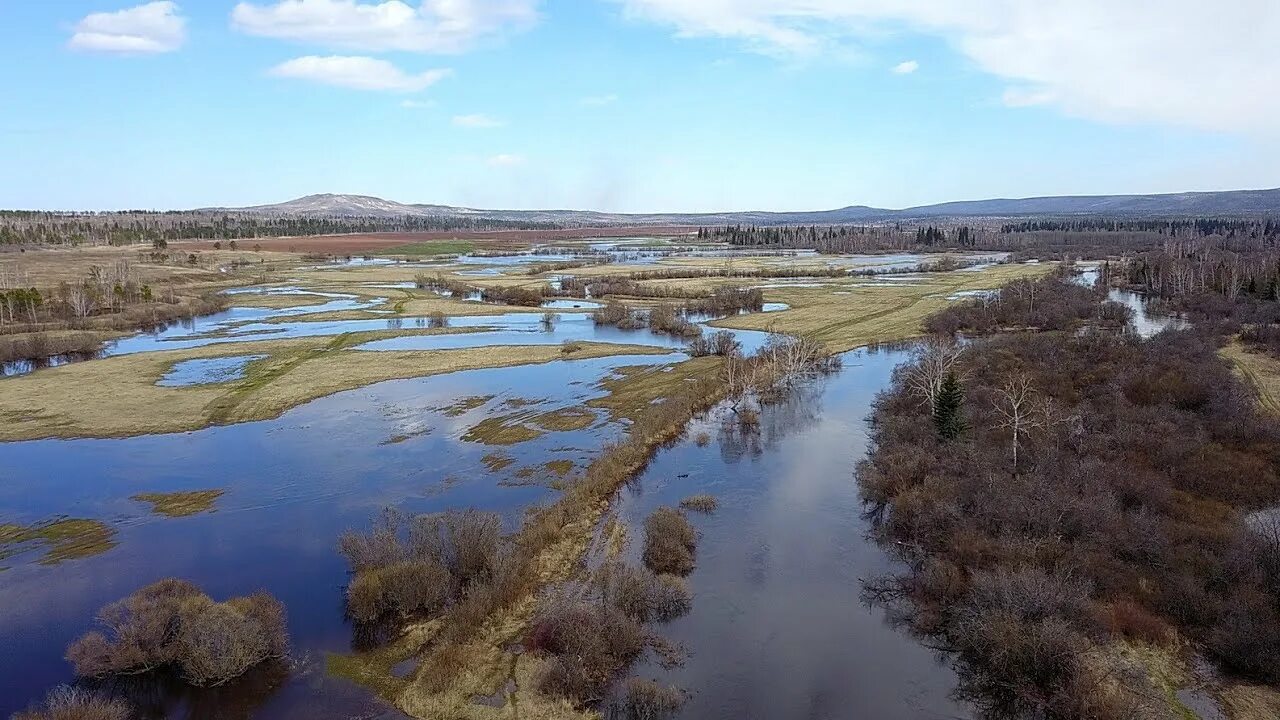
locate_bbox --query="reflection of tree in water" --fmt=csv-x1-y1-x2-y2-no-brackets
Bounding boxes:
97,658,291,720
718,378,828,463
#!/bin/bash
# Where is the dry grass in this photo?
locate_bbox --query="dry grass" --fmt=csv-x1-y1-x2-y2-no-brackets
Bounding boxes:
131,489,225,517
588,357,725,424
439,395,496,417
1222,340,1280,416
0,518,117,566
0,334,673,441
679,494,718,514
709,263,1052,352
532,406,597,432
481,453,515,472
462,416,545,446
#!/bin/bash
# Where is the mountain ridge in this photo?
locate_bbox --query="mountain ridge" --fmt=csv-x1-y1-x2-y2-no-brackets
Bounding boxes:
209,188,1280,226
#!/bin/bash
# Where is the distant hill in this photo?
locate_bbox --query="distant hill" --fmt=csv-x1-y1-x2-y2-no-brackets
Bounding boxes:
216,188,1280,226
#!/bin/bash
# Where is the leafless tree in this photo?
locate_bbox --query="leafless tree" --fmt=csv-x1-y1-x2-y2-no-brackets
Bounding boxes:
992,373,1045,472
905,338,965,413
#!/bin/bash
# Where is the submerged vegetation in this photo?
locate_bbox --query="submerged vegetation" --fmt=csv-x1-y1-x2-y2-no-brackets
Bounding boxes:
130,490,224,518
0,518,117,566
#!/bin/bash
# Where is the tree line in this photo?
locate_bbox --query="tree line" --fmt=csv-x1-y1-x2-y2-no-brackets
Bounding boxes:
0,212,558,246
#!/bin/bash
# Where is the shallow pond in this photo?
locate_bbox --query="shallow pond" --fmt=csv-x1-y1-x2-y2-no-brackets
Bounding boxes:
157,354,266,387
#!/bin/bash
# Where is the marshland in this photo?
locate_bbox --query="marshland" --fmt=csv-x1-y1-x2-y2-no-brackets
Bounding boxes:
5,219,1280,720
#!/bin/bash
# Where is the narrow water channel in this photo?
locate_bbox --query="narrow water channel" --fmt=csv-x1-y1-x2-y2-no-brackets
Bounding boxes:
611,345,969,719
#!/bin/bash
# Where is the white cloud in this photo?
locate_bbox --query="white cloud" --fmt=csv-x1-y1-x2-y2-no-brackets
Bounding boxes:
400,98,436,108
231,0,538,53
68,1,186,54
268,55,451,92
613,0,1280,134
891,60,918,74
581,93,619,106
453,113,504,128
487,153,524,166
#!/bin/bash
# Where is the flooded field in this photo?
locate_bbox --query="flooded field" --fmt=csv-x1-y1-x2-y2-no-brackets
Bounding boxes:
0,246,1052,718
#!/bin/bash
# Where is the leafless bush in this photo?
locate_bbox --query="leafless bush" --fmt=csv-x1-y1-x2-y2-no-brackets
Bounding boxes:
598,562,692,623
64,579,287,687
688,330,741,357
529,599,646,704
642,507,697,576
679,494,718,514
427,311,448,328
604,678,685,720
338,508,504,623
13,686,131,720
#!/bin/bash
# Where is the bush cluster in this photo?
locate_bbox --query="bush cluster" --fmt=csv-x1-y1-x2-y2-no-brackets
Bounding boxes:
65,578,288,687
642,507,697,576
860,319,1280,717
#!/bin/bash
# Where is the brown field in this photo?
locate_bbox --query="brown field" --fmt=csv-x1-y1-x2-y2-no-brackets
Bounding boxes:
178,227,699,254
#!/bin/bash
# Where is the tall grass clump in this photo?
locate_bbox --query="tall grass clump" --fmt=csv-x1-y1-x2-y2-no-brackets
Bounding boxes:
12,686,131,720
642,507,697,576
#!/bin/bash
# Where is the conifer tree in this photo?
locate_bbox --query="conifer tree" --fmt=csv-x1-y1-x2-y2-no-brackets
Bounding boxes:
933,371,966,441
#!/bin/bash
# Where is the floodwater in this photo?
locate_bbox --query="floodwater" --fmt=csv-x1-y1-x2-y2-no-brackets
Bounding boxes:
158,354,266,386
610,345,969,719
0,354,663,719
0,255,1014,718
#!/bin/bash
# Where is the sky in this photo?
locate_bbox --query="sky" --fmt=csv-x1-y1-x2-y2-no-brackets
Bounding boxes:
2,0,1278,213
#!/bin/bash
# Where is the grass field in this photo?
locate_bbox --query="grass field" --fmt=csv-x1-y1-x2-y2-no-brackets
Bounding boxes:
710,263,1051,351
1222,341,1280,415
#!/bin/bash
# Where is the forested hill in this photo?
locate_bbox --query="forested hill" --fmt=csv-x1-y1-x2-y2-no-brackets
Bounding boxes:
219,188,1280,225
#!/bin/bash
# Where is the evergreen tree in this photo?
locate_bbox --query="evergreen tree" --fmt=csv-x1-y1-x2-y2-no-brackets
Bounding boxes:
933,371,966,441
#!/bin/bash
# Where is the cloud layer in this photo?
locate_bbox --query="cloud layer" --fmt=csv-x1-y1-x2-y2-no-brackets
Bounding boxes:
232,0,538,53
268,55,451,91
452,113,504,128
616,0,1280,134
69,1,186,54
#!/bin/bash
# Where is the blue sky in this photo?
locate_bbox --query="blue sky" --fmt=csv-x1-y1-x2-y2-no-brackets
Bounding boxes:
2,1,1277,212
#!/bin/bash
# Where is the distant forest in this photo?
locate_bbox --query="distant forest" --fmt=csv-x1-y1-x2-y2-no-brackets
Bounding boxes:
0,211,557,246
704,218,1280,255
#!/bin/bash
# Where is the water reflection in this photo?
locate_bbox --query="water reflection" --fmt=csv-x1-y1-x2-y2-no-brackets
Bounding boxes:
612,345,969,719
0,354,666,719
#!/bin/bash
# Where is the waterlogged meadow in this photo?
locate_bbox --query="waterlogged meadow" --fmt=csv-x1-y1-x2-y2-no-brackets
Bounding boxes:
0,244,1049,719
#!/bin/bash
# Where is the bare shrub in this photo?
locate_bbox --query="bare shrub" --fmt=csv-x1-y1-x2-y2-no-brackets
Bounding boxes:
338,508,504,623
605,678,685,720
529,599,646,704
427,311,448,328
598,562,692,623
693,431,711,447
688,330,741,357
642,507,697,576
679,494,717,514
13,686,131,720
65,579,287,687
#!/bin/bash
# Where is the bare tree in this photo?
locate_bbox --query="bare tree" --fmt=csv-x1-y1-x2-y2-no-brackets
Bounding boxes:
992,373,1045,472
905,338,965,413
